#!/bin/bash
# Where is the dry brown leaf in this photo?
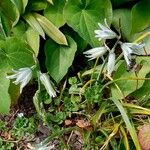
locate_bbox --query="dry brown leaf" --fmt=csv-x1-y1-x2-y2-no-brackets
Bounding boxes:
138,124,150,150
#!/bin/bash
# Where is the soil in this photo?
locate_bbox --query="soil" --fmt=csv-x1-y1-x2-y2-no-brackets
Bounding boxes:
0,83,83,150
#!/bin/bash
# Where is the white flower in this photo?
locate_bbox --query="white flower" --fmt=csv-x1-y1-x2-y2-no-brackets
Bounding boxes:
27,143,54,150
107,52,116,76
39,72,56,98
6,67,33,93
83,46,108,60
17,113,24,117
95,19,117,41
37,144,54,150
120,42,145,66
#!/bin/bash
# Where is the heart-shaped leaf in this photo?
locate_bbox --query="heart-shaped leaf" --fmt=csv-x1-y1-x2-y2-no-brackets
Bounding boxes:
45,35,77,83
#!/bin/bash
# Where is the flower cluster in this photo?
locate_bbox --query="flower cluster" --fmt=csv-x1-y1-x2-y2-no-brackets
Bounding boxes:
6,66,56,97
83,19,145,76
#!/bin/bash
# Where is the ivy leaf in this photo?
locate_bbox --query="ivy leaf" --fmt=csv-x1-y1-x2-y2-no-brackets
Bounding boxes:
131,0,150,33
45,35,77,83
64,0,112,47
0,37,34,69
44,0,66,28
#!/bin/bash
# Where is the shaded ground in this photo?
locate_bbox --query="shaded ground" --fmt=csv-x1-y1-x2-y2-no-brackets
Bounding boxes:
0,83,83,150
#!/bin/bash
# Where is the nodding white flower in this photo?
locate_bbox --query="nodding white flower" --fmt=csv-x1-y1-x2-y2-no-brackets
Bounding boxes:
120,42,145,66
95,19,117,41
83,46,108,60
6,66,33,93
107,52,116,76
39,72,56,98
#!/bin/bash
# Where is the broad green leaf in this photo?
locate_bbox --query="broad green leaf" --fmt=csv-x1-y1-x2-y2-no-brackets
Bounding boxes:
23,13,45,39
0,0,20,26
0,37,34,69
0,10,11,39
112,9,132,41
111,57,150,99
26,27,40,56
131,0,150,33
0,67,11,114
64,0,112,47
63,27,88,53
45,35,77,83
111,98,141,150
44,0,66,28
34,13,68,45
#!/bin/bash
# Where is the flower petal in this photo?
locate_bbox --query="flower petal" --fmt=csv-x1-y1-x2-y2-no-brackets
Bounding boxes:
107,52,116,76
39,72,56,97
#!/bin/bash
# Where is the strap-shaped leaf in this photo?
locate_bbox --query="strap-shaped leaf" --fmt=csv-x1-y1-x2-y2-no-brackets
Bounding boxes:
22,0,28,13
47,0,54,5
34,13,68,45
111,98,141,150
23,13,45,39
10,0,23,14
0,0,20,27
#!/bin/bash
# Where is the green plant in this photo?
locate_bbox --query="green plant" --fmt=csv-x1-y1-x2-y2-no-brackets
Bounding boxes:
0,0,150,149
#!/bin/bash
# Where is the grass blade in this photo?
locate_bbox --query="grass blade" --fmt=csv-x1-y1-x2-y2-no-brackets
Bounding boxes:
120,125,130,150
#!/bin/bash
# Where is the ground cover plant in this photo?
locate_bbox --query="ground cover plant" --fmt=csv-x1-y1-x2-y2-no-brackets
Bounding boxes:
0,0,150,149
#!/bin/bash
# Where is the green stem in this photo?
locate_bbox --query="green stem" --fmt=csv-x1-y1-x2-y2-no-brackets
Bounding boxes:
90,57,100,85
